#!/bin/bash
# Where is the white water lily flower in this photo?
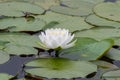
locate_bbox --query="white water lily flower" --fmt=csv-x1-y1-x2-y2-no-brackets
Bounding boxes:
38,28,76,49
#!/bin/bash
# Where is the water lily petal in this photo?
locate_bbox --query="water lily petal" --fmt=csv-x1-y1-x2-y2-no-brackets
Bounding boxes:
38,28,76,49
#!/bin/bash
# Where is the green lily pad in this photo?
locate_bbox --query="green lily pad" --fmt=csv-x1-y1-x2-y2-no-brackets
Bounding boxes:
0,73,13,80
93,1,120,22
60,38,114,60
50,5,91,16
61,0,93,8
106,48,120,60
85,14,120,28
105,78,120,80
75,28,120,40
0,32,41,48
0,17,46,31
114,38,120,46
60,0,104,16
61,0,104,6
16,78,37,80
35,11,76,24
30,0,60,10
0,41,9,49
7,0,60,10
92,60,118,69
4,43,38,55
0,2,45,17
25,58,97,79
53,17,94,32
0,0,25,2
103,70,120,78
0,50,10,64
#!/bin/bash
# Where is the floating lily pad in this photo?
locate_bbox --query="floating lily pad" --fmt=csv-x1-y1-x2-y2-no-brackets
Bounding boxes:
35,11,76,24
4,43,38,55
0,0,25,2
53,17,94,32
103,70,120,78
61,0,104,6
0,32,41,48
0,41,9,49
106,48,120,60
60,0,104,16
0,73,13,80
17,0,60,10
25,58,97,79
0,2,45,17
92,60,117,68
105,78,120,80
60,38,113,60
85,14,120,28
94,1,120,22
114,38,120,46
0,17,46,31
31,0,60,10
18,77,44,80
0,50,10,64
75,28,120,40
50,5,91,16
61,0,93,8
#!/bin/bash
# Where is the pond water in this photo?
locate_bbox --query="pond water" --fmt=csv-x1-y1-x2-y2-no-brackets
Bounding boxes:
0,55,35,78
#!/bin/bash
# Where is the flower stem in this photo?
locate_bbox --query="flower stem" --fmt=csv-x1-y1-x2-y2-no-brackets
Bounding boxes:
54,47,61,57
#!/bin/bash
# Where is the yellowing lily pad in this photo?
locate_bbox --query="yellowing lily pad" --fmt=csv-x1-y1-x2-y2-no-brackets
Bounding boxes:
25,58,97,79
